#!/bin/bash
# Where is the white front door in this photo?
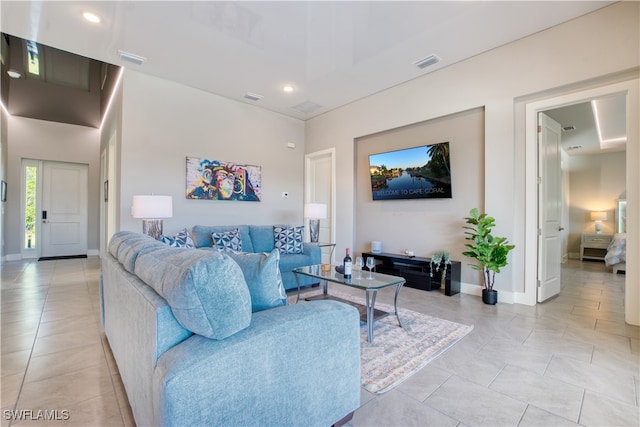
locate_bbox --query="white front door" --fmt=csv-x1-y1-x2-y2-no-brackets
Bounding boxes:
41,161,88,258
538,112,562,302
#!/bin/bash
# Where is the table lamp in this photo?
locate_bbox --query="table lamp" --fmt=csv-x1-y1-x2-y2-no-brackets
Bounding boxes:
132,195,173,240
590,211,607,234
304,203,327,243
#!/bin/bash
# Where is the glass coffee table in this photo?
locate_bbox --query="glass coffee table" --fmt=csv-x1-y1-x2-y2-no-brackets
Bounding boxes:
292,265,405,343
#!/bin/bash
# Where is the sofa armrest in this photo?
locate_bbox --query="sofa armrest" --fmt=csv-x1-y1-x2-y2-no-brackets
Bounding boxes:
153,300,361,427
302,242,322,262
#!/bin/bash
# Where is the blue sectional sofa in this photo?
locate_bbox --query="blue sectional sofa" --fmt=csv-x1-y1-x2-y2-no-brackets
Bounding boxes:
101,231,361,427
191,224,321,290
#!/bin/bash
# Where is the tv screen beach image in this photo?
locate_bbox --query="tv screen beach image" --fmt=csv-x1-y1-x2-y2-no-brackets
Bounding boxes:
368,142,452,201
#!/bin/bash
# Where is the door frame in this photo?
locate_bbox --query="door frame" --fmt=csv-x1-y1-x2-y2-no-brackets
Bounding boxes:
523,79,638,310
304,148,336,261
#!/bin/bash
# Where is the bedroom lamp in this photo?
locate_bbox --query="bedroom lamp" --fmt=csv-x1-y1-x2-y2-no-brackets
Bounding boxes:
132,195,173,240
304,203,327,243
590,211,607,234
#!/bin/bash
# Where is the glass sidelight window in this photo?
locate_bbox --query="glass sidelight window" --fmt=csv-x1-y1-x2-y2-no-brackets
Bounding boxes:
22,161,38,250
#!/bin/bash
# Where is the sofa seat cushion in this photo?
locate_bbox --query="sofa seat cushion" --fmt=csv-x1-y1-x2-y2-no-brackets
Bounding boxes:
222,249,287,312
134,248,252,340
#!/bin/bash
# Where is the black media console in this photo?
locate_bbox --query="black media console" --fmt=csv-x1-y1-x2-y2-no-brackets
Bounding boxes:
362,252,461,296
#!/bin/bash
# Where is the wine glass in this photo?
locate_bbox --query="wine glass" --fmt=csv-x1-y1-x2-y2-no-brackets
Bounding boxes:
355,257,364,279
365,257,376,279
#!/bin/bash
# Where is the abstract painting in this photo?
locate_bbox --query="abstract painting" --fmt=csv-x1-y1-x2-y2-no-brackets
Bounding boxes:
186,157,261,201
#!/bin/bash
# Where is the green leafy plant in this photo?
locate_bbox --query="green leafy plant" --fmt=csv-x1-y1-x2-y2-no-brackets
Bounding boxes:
462,208,515,291
430,250,450,278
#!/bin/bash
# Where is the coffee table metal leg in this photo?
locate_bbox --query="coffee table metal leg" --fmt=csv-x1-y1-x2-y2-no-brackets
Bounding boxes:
295,273,302,303
394,283,404,328
365,290,378,343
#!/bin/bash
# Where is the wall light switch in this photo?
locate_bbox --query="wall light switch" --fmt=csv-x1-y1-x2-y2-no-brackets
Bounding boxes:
287,142,296,149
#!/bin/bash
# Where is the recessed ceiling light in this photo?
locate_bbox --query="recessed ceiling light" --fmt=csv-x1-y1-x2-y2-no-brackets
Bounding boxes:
82,11,101,24
7,70,21,79
283,85,294,93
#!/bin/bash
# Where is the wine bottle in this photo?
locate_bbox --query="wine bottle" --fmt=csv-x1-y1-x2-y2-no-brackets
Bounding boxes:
343,248,352,279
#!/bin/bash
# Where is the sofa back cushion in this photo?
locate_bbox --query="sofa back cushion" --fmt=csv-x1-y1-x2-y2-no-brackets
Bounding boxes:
191,225,254,252
134,247,252,339
248,225,276,253
222,249,287,312
109,231,166,273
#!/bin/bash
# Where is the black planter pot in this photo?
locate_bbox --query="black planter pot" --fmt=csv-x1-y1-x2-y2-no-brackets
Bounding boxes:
482,289,498,305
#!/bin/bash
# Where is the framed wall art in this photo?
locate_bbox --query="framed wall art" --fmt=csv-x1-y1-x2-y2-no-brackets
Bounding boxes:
185,156,261,201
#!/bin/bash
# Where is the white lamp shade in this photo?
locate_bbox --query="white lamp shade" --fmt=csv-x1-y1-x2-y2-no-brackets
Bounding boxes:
590,211,607,221
132,195,173,219
304,203,327,219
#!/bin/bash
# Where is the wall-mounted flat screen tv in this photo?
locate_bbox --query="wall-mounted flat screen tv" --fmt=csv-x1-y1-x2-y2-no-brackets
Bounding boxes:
368,141,452,200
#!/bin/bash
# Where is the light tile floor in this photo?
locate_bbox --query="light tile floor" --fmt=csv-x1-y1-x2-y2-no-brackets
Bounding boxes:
1,258,638,426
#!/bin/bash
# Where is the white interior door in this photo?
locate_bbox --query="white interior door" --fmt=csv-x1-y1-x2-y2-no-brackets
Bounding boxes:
538,112,562,302
41,161,88,258
305,149,336,263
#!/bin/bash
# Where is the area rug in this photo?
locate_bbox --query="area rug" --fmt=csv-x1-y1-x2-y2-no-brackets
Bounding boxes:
295,289,474,394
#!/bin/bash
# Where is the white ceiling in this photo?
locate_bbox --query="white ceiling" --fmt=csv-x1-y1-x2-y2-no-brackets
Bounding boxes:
545,93,627,156
1,1,615,121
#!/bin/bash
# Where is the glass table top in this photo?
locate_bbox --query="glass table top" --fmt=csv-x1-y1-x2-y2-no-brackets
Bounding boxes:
292,265,405,291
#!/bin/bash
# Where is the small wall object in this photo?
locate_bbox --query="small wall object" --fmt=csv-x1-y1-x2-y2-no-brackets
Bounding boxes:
1,180,6,202
185,156,261,201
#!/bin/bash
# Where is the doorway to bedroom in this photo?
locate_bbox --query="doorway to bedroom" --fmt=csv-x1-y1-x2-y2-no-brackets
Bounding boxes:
538,85,628,312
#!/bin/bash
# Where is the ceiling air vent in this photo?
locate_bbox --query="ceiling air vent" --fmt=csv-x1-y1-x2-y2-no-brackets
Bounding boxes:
413,54,440,69
562,125,576,132
291,101,322,115
566,145,583,151
118,50,146,65
244,92,264,101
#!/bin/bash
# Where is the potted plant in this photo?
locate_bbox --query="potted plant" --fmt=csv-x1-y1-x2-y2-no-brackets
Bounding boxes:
462,208,515,305
430,250,451,280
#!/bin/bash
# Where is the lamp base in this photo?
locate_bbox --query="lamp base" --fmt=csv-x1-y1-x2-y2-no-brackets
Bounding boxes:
594,220,603,234
309,219,320,243
142,219,163,240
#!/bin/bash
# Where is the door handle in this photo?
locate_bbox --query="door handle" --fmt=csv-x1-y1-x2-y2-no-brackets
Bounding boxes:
42,210,48,223
558,226,565,231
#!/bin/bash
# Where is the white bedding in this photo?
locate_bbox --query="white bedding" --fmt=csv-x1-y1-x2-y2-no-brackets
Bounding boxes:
605,233,626,267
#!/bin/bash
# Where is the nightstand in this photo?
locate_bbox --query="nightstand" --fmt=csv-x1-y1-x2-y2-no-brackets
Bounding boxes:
580,233,613,261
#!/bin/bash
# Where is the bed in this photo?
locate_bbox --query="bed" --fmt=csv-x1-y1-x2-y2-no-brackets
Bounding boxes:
605,233,626,274
605,198,627,274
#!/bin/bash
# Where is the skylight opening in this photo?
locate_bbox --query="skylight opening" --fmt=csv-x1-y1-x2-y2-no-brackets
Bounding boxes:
26,40,40,76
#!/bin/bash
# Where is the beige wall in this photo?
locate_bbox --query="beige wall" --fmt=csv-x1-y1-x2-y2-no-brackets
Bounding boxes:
355,107,484,284
567,151,626,257
305,2,639,304
116,70,306,235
